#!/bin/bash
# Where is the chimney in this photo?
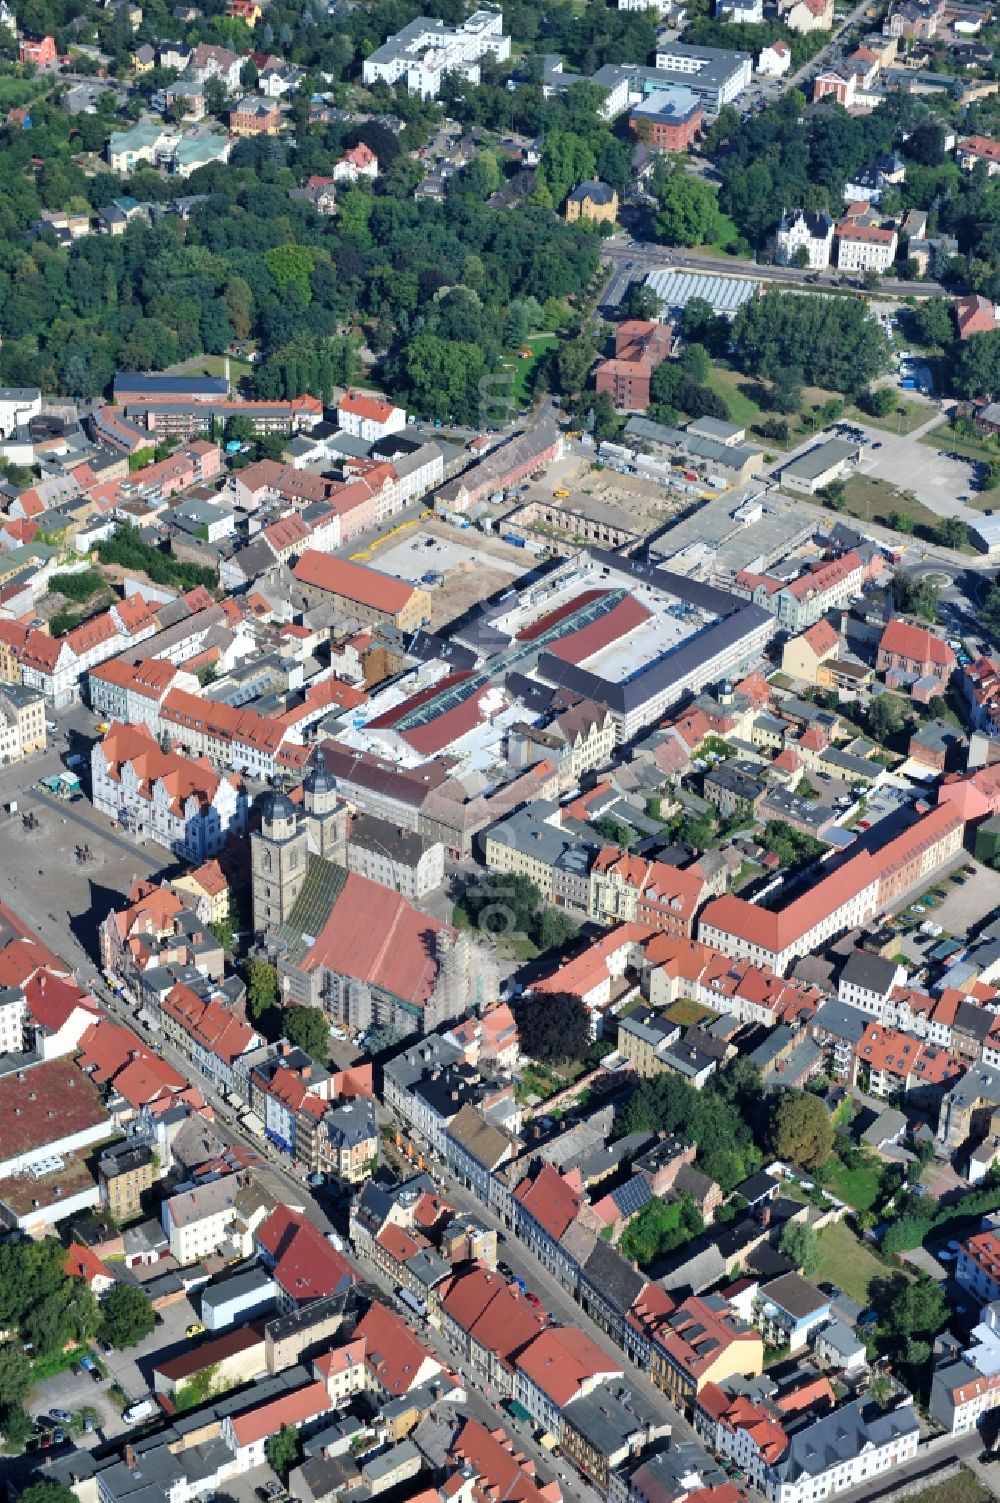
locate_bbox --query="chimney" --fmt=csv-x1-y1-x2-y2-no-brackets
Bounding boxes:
125,1445,137,1471
760,1205,771,1228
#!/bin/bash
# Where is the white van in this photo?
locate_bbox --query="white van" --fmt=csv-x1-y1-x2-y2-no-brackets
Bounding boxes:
123,1399,156,1425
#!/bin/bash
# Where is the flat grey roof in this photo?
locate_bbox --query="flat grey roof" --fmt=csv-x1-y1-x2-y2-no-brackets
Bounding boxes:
781,438,860,481
644,267,760,317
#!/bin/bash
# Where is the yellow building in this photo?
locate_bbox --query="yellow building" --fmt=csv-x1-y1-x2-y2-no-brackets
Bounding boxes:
649,1293,764,1405
98,1143,156,1222
781,618,840,685
0,684,46,762
565,180,618,225
171,858,232,924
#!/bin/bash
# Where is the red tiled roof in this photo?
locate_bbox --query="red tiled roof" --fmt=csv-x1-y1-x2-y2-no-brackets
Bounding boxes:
339,389,398,424
301,870,451,1011
515,1326,619,1408
354,1300,439,1394
513,1162,582,1243
230,1380,329,1447
293,550,416,614
24,972,97,1034
257,1205,354,1302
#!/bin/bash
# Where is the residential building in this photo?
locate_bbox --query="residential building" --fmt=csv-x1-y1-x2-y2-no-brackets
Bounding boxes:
565,181,619,224
957,135,1000,176
161,1170,274,1264
957,1227,1000,1306
98,1142,155,1221
956,294,997,340
346,813,445,898
337,390,406,442
649,1293,764,1403
780,0,834,30
774,210,834,270
514,1326,623,1435
595,321,673,411
757,39,791,74
836,222,898,273
0,683,46,762
752,1274,831,1353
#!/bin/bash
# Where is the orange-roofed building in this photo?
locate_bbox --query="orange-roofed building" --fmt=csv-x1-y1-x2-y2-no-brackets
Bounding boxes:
293,550,428,630
514,1163,584,1277
514,1326,622,1430
256,1205,355,1308
65,1242,117,1295
590,849,705,938
353,1299,442,1394
337,388,406,442
92,722,247,861
782,618,841,684
224,1380,330,1467
877,619,956,680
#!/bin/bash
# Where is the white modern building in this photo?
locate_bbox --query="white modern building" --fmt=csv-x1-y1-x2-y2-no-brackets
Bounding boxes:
774,209,835,269
0,387,41,438
362,11,510,98
653,43,753,108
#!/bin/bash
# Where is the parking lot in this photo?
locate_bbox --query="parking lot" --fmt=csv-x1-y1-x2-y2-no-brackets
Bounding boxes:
29,1293,199,1450
839,414,987,522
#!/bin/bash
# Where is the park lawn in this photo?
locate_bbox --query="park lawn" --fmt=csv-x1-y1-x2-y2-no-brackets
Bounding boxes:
900,1474,990,1503
813,1218,889,1306
690,210,746,258
0,77,44,107
168,352,254,384
825,1155,883,1212
504,333,557,407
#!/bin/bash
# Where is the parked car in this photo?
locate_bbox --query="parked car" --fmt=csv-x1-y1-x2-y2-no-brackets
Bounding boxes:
49,1410,72,1425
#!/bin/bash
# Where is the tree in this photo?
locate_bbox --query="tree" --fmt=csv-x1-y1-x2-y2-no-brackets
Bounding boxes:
99,1284,155,1350
887,510,915,534
619,1195,703,1268
246,959,278,1020
266,1424,302,1482
864,693,901,745
556,330,597,398
893,573,939,621
779,1220,821,1276
0,1341,32,1409
953,331,1000,399
539,128,596,207
283,1005,330,1061
886,1277,948,1340
622,282,664,322
678,342,711,385
733,290,889,395
767,1091,834,1170
513,990,591,1066
652,165,720,248
935,516,969,551
204,76,228,118
913,297,955,349
535,908,578,952
858,386,898,419
19,1485,79,1503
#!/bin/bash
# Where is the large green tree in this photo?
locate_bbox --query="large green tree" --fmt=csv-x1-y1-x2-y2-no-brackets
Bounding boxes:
652,165,721,247
99,1284,155,1350
767,1091,834,1170
732,289,889,395
513,991,591,1066
283,1005,330,1061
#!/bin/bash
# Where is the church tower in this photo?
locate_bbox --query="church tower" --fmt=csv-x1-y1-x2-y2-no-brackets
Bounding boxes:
251,790,309,933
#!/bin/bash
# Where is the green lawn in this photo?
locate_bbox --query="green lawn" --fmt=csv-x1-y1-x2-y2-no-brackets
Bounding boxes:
503,333,557,407
664,998,719,1027
0,76,45,107
825,1156,883,1212
844,398,933,436
690,210,746,259
835,474,943,534
704,365,771,430
813,1219,889,1306
165,352,254,385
